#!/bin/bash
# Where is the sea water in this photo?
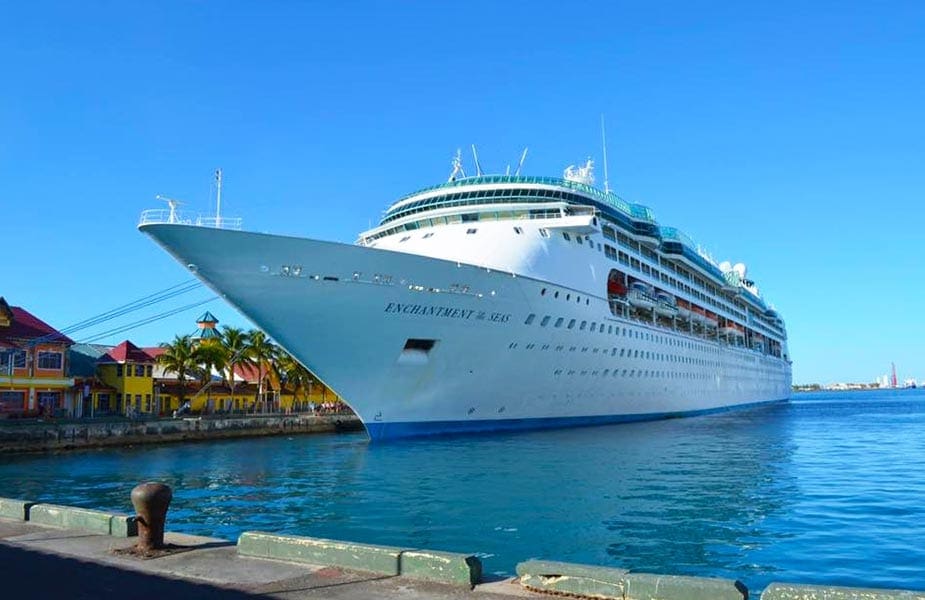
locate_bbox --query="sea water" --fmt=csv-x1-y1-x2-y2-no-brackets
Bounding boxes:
1,389,923,592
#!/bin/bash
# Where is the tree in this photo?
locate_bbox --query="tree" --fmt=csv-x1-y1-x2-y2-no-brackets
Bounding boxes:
245,329,279,413
157,335,198,410
276,350,313,411
193,342,228,412
220,326,248,410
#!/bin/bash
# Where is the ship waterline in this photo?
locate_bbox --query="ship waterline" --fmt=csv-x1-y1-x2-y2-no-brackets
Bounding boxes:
140,208,790,440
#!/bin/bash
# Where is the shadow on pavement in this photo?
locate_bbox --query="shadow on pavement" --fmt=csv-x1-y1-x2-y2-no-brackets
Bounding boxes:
0,542,263,599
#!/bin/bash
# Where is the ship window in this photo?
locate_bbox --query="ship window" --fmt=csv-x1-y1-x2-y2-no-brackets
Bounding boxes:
539,228,550,238
422,232,434,238
589,323,596,332
567,319,576,329
400,236,411,242
541,316,551,326
576,236,583,245
563,232,571,241
541,288,546,296
566,294,571,301
554,318,564,328
579,321,587,330
524,314,536,325
466,228,477,234
514,227,523,234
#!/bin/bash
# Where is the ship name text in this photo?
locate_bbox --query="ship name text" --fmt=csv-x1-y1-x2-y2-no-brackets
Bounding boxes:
384,302,511,323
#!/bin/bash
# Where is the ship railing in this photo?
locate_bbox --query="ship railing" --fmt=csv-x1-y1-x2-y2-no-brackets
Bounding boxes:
139,209,243,230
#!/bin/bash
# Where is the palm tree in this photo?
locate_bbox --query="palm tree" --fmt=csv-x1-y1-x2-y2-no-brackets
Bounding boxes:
220,326,248,411
157,335,197,410
276,351,313,412
245,329,278,413
193,342,228,412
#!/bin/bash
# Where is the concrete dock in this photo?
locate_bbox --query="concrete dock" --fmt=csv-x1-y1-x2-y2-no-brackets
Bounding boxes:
2,500,921,600
0,517,532,600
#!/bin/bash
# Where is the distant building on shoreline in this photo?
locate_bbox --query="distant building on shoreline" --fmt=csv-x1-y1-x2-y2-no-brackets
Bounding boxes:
0,298,344,419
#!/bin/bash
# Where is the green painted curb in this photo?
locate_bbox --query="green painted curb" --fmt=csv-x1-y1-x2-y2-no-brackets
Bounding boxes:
623,572,747,600
762,582,925,600
109,514,138,538
29,504,137,537
516,560,629,599
400,549,482,588
0,497,36,521
238,531,402,575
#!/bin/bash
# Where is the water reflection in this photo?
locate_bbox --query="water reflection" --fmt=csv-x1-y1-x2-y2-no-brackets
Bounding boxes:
2,392,925,592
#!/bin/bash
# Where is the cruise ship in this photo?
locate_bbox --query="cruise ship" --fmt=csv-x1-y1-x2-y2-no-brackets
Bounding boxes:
139,157,791,440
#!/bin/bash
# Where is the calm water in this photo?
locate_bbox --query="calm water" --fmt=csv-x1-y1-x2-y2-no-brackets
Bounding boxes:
2,389,924,592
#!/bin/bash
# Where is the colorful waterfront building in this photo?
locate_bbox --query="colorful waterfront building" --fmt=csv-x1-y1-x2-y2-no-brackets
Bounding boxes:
97,341,159,415
193,311,221,343
0,297,74,416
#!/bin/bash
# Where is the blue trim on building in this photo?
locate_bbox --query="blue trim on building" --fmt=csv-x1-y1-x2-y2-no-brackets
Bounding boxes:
363,398,789,441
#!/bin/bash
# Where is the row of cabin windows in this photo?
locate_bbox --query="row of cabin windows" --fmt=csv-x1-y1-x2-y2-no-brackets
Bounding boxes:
603,221,772,330
523,311,768,354
552,368,716,380
382,188,589,224
115,364,153,377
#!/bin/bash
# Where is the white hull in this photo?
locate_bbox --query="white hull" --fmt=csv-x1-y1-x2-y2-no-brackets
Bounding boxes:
141,223,792,440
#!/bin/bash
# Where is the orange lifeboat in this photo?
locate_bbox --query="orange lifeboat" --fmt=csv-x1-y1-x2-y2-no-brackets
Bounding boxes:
607,271,627,296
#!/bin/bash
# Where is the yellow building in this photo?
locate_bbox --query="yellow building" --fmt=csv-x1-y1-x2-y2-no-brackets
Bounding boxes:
96,340,159,415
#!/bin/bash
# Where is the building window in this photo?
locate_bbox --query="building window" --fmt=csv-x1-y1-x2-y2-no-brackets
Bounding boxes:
0,391,25,412
135,364,145,377
116,364,123,377
98,393,111,412
0,350,27,370
146,365,153,377
37,351,62,370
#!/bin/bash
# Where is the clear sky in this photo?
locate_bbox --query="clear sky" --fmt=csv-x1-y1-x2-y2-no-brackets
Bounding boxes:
2,1,923,385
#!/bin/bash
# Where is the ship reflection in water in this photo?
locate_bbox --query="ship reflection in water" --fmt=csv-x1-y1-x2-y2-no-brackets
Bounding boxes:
1,390,924,593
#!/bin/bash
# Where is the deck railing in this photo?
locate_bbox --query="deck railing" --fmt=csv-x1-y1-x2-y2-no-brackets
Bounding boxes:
139,209,243,230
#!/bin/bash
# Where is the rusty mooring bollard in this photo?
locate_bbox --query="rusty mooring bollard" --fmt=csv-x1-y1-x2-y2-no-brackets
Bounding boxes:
131,482,173,551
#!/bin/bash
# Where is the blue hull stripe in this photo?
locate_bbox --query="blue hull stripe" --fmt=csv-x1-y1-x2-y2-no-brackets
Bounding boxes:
363,398,789,441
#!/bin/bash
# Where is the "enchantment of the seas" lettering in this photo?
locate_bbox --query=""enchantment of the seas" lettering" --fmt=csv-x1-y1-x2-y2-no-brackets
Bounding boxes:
383,302,511,323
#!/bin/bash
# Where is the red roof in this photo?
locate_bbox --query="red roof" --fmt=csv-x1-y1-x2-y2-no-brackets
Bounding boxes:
142,346,166,358
100,340,154,363
0,301,73,346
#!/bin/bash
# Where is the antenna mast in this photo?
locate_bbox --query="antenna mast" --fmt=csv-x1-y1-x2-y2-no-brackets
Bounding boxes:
601,114,610,194
514,147,528,176
215,168,223,228
471,145,484,176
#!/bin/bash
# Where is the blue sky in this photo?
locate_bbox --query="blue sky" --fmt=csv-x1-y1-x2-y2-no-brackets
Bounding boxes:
1,1,923,385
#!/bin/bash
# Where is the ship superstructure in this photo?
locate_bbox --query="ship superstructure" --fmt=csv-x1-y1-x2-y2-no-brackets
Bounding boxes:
139,157,791,440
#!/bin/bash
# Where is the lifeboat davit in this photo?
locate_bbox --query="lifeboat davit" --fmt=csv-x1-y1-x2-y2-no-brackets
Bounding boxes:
627,281,656,311
675,298,691,320
655,291,679,319
690,304,706,324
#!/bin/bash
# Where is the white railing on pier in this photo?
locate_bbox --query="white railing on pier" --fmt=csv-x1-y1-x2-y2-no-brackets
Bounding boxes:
139,209,243,230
